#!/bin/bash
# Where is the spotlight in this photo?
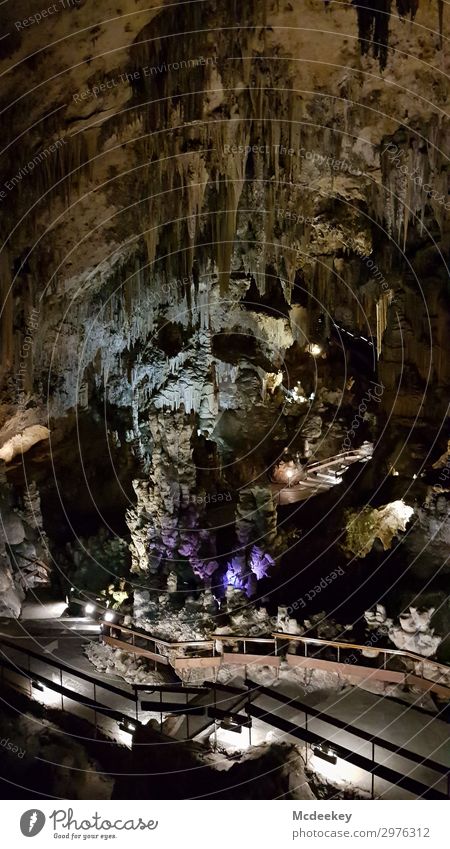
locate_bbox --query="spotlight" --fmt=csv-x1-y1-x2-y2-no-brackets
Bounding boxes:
104,611,116,623
118,720,137,733
308,343,322,357
85,603,96,616
218,719,242,734
313,744,337,765
286,469,294,487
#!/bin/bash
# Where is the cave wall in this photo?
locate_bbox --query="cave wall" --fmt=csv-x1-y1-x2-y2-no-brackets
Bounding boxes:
0,0,448,603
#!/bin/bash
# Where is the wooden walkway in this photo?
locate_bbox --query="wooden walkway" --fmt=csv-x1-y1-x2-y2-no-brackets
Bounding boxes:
99,622,450,700
270,445,373,505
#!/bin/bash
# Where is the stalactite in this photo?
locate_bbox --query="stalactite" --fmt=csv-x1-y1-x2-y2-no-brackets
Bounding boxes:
376,291,392,358
352,0,392,70
380,126,448,245
351,0,442,70
0,250,13,380
438,0,444,46
396,0,419,18
214,361,239,386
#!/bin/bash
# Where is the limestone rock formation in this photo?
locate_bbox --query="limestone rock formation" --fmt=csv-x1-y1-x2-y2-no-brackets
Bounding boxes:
342,500,415,558
365,604,442,658
0,477,50,613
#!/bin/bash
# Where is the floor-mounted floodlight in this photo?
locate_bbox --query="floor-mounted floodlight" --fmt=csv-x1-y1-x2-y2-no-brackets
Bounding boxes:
85,602,96,616
313,744,337,765
219,718,242,735
104,611,116,623
118,720,137,733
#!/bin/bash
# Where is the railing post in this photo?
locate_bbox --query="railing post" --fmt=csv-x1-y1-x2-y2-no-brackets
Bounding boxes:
186,692,190,740
214,683,217,750
60,668,64,710
28,654,32,697
305,711,308,764
243,639,246,655
93,682,97,737
371,741,375,799
337,646,340,664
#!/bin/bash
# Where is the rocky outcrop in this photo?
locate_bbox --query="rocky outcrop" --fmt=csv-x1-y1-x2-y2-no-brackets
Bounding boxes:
0,477,50,614
365,604,442,657
61,526,129,595
342,500,415,558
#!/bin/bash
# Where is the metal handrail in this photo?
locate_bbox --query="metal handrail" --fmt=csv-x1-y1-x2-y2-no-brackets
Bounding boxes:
1,639,446,798
100,621,450,679
215,636,275,644
98,620,450,691
269,448,371,484
246,679,450,777
304,449,371,469
99,621,216,649
271,632,450,678
0,636,136,700
247,702,448,800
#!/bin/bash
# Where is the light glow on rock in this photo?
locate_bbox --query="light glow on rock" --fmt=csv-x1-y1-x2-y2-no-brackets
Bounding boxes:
0,425,50,462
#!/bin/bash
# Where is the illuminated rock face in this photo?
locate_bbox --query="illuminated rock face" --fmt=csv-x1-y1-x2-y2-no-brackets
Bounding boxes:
0,425,49,463
342,500,415,558
0,1,448,613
